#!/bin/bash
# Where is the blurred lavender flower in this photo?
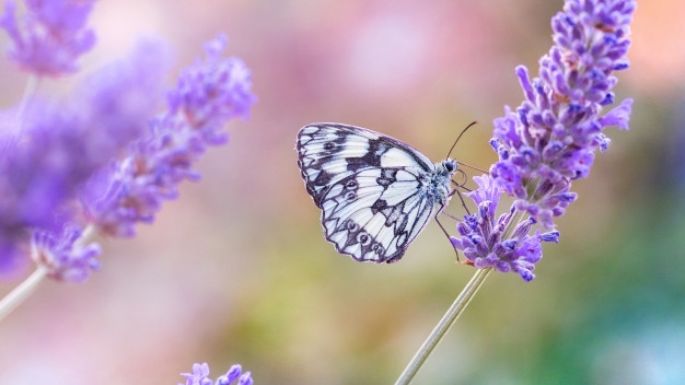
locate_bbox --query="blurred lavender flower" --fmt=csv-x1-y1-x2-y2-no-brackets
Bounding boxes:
0,0,96,76
0,35,253,281
181,363,253,385
32,226,100,282
86,35,256,237
0,43,166,278
75,40,168,154
452,0,635,281
0,106,100,274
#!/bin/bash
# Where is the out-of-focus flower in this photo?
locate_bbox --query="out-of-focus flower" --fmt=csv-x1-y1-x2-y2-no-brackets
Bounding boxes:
180,363,253,385
75,40,168,155
87,35,256,237
0,0,96,76
0,43,166,274
453,0,635,280
31,226,100,282
0,106,99,272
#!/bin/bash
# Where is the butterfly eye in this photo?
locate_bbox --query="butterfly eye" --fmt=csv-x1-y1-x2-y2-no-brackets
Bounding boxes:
345,179,357,189
344,191,356,201
357,232,371,245
324,142,336,151
444,160,457,172
346,220,359,231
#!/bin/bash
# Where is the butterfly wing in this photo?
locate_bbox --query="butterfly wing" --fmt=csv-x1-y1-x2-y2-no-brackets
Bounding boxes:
297,123,438,263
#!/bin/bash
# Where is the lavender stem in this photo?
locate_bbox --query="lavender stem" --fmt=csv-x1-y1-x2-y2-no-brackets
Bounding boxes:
394,268,492,385
73,225,96,249
0,225,97,322
14,75,39,128
0,266,47,322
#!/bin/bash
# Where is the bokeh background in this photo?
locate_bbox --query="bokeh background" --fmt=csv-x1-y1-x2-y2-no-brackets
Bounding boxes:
1,0,684,384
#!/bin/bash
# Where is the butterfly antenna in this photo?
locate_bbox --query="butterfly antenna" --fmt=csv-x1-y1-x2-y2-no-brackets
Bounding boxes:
456,161,488,174
445,121,478,159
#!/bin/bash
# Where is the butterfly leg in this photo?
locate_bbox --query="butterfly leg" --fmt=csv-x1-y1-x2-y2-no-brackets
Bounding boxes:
451,178,472,192
440,211,461,221
435,205,461,263
448,186,472,216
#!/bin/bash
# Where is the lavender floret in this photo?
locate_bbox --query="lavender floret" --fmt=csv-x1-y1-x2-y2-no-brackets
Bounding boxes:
450,176,559,282
0,0,96,76
31,226,100,282
181,363,253,385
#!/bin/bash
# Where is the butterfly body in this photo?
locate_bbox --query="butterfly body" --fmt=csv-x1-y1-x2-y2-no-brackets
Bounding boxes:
297,123,457,263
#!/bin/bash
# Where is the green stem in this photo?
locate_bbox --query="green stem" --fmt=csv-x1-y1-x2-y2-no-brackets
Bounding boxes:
0,267,48,322
394,268,492,385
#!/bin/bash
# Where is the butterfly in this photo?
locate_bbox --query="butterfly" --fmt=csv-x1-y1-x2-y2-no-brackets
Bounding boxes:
296,123,460,263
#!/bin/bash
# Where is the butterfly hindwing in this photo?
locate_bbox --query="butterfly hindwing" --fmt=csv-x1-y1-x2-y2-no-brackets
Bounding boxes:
297,123,439,263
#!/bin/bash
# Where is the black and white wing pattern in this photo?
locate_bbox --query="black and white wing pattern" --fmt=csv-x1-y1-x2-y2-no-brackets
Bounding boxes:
297,123,452,263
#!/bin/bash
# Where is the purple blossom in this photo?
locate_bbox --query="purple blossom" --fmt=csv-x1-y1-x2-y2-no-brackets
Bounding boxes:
0,43,166,275
86,35,256,237
74,40,168,154
31,226,100,282
180,363,253,385
0,0,96,76
0,105,100,271
489,0,635,226
451,176,560,282
453,0,635,280
0,35,253,281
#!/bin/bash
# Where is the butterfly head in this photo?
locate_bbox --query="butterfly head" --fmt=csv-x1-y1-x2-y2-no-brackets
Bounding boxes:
442,159,458,174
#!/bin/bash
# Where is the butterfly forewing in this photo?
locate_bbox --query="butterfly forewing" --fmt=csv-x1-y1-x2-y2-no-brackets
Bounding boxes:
297,123,441,263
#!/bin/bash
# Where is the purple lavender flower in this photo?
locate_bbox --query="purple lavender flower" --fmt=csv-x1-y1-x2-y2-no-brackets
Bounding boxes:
180,363,253,385
450,176,559,282
31,226,100,282
86,35,256,237
452,0,635,281
0,0,96,76
0,43,165,276
488,0,635,227
0,106,98,273
75,40,168,153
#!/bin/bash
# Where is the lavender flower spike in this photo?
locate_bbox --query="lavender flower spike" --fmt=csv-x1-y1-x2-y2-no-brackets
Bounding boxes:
86,35,256,237
180,363,253,385
489,0,635,227
0,0,96,76
452,0,635,281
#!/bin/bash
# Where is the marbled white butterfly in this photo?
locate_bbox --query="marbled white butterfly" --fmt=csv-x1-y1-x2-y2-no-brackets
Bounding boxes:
296,123,460,263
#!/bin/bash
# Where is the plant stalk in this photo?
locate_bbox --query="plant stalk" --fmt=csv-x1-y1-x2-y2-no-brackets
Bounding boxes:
394,267,492,385
0,267,48,322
